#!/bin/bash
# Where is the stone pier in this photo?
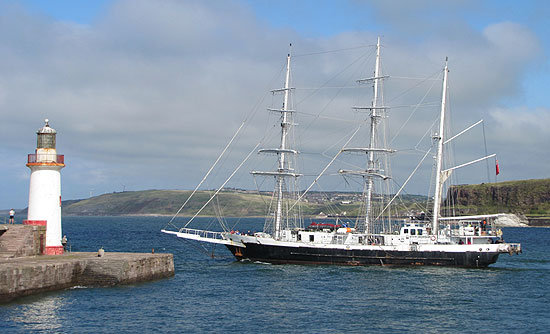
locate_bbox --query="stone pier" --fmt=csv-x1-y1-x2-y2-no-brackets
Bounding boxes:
0,225,175,303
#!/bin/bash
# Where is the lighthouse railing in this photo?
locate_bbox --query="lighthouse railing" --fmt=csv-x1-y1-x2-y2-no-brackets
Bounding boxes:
28,154,65,164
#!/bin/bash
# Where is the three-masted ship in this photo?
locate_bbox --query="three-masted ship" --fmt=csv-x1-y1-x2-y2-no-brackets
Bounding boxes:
162,38,521,267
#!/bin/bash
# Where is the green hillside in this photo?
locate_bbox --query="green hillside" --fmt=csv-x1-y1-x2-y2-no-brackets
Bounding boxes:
62,190,324,217
447,178,550,216
63,190,266,216
53,179,550,219
61,189,427,217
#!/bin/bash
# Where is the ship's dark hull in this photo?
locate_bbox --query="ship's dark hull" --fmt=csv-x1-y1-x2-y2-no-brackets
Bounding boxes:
226,243,500,267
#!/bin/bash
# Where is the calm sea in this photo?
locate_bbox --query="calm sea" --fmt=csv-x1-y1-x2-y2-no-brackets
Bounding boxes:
1,216,549,333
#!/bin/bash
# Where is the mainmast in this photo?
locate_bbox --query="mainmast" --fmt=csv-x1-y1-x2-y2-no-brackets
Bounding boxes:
432,58,449,238
251,45,300,240
364,37,382,232
339,37,392,233
275,49,292,239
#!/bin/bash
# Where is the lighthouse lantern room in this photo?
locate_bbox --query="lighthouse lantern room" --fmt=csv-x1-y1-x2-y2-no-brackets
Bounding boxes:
24,119,65,255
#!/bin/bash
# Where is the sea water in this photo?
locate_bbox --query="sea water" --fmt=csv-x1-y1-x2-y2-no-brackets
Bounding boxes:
1,216,549,333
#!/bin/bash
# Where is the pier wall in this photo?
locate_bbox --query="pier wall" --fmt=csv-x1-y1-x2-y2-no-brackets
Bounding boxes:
0,252,174,303
0,225,46,258
77,253,175,286
0,259,84,300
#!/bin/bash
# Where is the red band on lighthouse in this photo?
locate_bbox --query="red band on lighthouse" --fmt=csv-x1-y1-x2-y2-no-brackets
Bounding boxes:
44,246,64,255
23,220,47,226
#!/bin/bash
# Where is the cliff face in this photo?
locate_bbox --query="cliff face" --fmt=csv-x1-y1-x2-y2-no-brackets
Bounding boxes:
446,178,550,215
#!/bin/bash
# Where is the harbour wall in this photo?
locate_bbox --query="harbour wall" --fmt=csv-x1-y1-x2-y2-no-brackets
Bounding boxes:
0,224,174,303
0,252,174,303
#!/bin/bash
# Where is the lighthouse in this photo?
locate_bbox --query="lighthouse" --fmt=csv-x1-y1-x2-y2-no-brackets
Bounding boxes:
24,119,65,255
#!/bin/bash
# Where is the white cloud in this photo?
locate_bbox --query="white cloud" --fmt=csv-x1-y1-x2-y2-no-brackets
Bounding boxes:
490,107,550,144
486,107,550,178
0,0,548,208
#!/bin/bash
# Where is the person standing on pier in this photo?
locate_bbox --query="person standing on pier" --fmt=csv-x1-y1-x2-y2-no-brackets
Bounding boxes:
9,209,15,224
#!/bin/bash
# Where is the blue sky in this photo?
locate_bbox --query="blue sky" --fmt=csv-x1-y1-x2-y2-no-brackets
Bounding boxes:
1,0,549,209
19,0,111,23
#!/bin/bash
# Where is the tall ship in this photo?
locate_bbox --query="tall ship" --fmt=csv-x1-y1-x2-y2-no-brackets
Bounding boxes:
162,38,521,267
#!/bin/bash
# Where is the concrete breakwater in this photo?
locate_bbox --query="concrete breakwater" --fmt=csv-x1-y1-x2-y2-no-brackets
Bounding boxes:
0,252,174,303
0,224,174,303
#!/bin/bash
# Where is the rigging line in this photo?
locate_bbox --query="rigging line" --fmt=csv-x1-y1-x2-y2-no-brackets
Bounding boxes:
167,74,284,230
166,121,247,227
298,110,363,123
293,44,375,58
313,182,344,217
386,102,440,109
253,176,270,208
296,86,361,90
183,142,262,229
390,76,440,81
414,116,439,152
166,59,285,230
214,195,230,232
387,69,442,104
412,71,447,151
297,54,373,155
289,124,364,212
374,145,432,222
177,236,228,259
319,126,359,158
296,50,372,108
213,161,261,229
393,185,410,212
165,89,273,230
392,148,430,155
389,75,440,146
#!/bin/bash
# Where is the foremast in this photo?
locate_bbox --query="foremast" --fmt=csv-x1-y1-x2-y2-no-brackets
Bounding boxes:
251,46,301,240
340,37,392,233
432,58,449,239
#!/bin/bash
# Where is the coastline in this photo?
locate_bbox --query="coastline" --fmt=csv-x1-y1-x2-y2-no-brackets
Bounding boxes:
60,213,536,227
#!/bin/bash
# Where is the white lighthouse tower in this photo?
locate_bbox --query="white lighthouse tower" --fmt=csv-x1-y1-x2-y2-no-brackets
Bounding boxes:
24,119,65,255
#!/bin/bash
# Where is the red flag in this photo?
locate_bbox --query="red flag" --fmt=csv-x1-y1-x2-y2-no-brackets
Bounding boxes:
496,160,500,176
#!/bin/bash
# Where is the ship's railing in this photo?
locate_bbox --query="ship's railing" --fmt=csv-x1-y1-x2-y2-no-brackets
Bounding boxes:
177,227,226,241
440,217,501,237
28,154,65,164
444,226,496,237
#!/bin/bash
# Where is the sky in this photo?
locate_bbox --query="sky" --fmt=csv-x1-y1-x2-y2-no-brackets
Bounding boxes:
1,0,549,209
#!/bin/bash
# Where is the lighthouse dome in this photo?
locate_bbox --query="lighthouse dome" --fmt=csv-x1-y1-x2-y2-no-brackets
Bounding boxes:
37,119,57,134
36,119,57,149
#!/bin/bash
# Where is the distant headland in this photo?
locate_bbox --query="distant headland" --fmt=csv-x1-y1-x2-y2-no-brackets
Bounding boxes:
9,178,550,226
